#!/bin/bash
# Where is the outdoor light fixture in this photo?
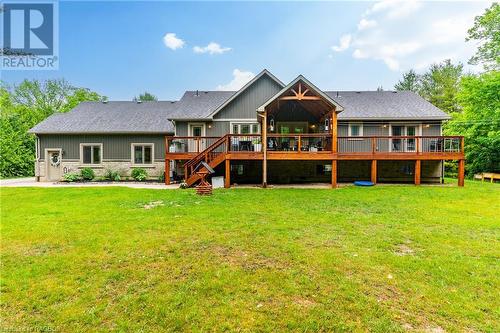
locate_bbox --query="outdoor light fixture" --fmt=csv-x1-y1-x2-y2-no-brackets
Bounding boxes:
424,124,430,128
382,124,388,128
269,118,275,132
324,118,329,131
208,123,212,129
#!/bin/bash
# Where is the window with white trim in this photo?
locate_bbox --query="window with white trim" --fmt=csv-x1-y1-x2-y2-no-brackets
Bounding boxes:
348,123,363,137
81,144,102,164
231,123,260,134
132,144,153,164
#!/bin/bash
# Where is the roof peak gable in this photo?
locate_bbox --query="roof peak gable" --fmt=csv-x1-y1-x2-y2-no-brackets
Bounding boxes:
206,69,285,118
257,75,344,112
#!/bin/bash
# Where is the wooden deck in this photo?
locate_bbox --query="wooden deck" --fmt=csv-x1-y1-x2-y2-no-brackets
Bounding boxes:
165,134,465,187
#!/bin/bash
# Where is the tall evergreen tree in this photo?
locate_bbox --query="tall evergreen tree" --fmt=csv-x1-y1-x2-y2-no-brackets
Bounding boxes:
394,70,421,92
419,60,463,114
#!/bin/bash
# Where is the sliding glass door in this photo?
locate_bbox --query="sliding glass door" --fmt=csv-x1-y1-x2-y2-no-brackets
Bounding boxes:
391,125,419,152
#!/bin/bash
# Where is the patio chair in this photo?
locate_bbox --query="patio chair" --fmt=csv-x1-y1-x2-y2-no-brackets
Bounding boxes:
239,140,252,151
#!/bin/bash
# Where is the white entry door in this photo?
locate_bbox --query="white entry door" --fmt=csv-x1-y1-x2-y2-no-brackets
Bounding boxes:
46,150,62,181
188,124,205,152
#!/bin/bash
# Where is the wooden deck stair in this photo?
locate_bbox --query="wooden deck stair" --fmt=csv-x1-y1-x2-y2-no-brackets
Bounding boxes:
183,135,229,187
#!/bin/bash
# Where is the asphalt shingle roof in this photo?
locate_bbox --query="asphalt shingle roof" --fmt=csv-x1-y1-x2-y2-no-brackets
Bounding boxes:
168,91,235,120
29,89,450,134
29,101,179,134
325,91,450,120
168,90,450,121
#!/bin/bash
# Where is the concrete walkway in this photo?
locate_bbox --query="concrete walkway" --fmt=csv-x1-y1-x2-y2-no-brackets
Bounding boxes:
0,177,180,190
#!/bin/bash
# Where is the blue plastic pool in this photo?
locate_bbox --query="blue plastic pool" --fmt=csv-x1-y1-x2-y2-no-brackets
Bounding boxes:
354,181,375,186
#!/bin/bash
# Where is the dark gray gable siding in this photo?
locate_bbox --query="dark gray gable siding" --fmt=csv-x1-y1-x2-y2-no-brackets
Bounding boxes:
39,134,166,161
213,74,283,120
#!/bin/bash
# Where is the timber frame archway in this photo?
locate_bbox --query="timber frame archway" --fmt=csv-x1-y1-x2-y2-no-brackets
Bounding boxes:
256,76,344,187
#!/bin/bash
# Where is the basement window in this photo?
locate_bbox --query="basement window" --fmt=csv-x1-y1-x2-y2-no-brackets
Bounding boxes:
80,143,102,165
132,144,154,165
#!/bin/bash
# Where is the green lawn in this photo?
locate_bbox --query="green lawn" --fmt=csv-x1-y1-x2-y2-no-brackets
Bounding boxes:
1,182,499,332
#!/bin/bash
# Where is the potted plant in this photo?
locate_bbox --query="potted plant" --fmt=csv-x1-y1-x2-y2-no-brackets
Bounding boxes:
252,139,262,152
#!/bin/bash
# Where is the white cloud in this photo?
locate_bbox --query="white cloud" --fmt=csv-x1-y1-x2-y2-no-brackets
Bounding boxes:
163,33,184,50
193,42,232,55
365,0,422,19
216,69,255,91
357,19,377,30
331,34,352,52
329,1,489,71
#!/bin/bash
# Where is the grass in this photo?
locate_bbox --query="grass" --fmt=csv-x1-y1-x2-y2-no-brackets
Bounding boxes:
1,181,499,332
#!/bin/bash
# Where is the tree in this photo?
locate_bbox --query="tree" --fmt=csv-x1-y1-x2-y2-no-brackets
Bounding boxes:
0,80,103,178
394,70,421,92
133,92,157,102
419,59,463,114
445,71,500,175
466,3,500,70
376,86,384,91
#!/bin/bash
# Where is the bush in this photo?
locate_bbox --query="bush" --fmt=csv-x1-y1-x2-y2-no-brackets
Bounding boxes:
131,168,147,181
179,182,188,189
80,167,95,181
63,172,81,182
104,169,121,181
158,172,165,183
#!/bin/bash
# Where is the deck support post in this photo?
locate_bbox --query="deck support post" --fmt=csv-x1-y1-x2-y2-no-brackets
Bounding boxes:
414,160,421,185
371,160,377,184
225,159,230,188
165,159,170,185
262,111,268,188
458,159,465,187
331,160,337,188
331,110,338,153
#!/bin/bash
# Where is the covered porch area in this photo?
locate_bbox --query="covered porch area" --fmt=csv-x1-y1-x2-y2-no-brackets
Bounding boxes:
256,76,343,187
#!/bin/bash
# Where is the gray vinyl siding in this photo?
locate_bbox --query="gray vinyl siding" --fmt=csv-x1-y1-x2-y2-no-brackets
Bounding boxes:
213,74,282,120
338,121,390,152
175,122,188,136
39,134,166,161
209,122,231,136
422,124,441,136
175,121,230,137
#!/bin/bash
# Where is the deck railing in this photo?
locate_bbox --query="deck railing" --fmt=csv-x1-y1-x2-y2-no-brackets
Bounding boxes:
166,136,221,154
228,134,263,152
166,135,464,155
267,133,332,152
337,136,463,154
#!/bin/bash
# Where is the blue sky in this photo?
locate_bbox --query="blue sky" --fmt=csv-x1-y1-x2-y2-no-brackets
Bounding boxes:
1,0,492,100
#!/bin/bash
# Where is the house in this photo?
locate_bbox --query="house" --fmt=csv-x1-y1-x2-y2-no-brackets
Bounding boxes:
29,69,465,187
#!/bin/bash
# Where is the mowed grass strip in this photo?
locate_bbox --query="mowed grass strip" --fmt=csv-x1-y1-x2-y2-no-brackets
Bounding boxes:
1,181,499,332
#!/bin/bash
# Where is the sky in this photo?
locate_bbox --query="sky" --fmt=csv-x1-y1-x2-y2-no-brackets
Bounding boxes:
1,0,493,101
